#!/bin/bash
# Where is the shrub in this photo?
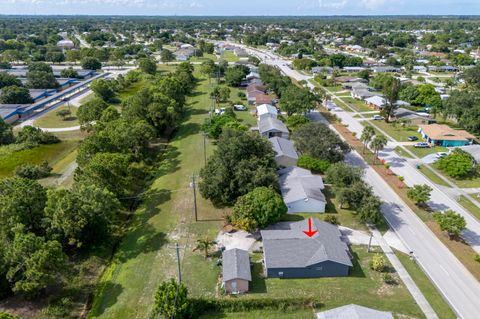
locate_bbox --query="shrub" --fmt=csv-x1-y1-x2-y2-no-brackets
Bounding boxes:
382,273,396,285
324,214,339,225
14,161,52,179
297,155,331,173
370,254,387,272
475,254,480,263
398,176,404,182
437,149,475,178
0,312,19,319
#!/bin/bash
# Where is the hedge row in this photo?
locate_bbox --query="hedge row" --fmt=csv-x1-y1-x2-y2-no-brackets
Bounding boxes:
189,297,321,317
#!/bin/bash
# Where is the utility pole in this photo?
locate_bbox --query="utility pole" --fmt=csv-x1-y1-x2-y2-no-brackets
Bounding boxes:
367,233,373,252
191,174,198,222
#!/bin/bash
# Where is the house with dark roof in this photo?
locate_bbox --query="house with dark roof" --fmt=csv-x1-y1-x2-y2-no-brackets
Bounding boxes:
247,84,266,104
255,94,273,106
391,108,435,125
278,166,326,213
222,248,251,294
316,304,393,319
270,137,298,167
258,117,289,139
261,219,352,278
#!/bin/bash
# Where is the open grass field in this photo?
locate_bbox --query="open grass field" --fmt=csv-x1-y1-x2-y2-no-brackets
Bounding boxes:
89,69,226,319
369,121,422,142
200,309,315,318
34,105,79,128
221,51,240,62
0,141,79,178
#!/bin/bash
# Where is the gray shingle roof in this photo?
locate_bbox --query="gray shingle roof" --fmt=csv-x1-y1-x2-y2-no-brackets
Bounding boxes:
222,248,251,282
258,117,289,134
261,219,352,269
316,304,394,319
278,166,325,204
270,137,298,160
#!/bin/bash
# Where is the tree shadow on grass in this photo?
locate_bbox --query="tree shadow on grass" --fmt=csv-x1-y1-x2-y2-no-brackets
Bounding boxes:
155,146,181,177
88,281,124,317
173,122,202,141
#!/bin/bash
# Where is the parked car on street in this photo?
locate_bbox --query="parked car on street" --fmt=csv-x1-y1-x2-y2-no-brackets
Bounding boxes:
408,136,418,141
372,115,384,120
414,142,430,148
435,152,448,158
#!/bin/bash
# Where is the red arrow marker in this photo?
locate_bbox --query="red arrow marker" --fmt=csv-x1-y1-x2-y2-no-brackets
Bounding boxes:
303,218,318,237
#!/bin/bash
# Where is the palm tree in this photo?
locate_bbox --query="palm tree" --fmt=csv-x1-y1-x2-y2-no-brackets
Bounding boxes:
194,237,217,259
370,134,388,164
360,125,375,154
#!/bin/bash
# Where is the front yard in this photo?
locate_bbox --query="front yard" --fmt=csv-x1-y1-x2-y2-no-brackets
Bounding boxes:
338,97,373,113
368,120,422,142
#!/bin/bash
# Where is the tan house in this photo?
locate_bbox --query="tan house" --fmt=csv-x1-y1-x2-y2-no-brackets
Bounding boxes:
222,248,251,294
418,124,475,147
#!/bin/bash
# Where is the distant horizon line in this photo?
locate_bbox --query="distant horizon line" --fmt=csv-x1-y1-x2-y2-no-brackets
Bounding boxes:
0,14,479,18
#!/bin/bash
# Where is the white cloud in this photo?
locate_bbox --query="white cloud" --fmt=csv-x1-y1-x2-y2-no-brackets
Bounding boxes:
360,0,387,10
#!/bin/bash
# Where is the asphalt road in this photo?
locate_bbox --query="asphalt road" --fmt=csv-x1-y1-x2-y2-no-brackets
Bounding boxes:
240,45,480,319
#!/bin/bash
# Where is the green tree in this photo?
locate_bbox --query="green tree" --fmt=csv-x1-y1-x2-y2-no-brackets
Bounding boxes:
44,183,121,249
382,77,401,122
463,65,480,89
0,118,15,145
60,67,79,78
224,66,248,87
193,237,217,259
199,59,216,82
407,184,433,206
138,58,157,75
231,187,287,231
3,225,65,297
0,85,33,104
26,71,59,89
0,311,19,319
56,108,71,121
325,162,363,188
297,155,331,173
153,279,189,319
210,86,231,104
285,114,309,131
433,210,466,239
160,49,174,62
81,57,102,70
0,177,47,234
437,149,475,178
77,97,109,125
199,129,278,206
0,71,22,89
292,123,350,163
370,134,388,164
358,195,383,224
91,78,115,102
15,125,59,145
280,85,317,115
360,125,375,154
14,161,52,180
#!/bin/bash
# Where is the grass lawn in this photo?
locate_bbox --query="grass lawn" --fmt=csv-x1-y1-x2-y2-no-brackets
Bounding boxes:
438,170,480,188
417,166,450,187
0,141,79,178
395,250,456,319
89,69,226,319
116,78,150,102
200,309,315,319
221,51,240,62
339,97,373,113
34,105,79,128
191,54,218,62
405,145,448,158
323,86,345,93
227,246,425,318
369,121,422,142
457,196,480,221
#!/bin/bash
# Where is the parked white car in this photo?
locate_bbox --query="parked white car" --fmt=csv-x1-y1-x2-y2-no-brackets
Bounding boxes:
234,104,247,111
372,115,385,120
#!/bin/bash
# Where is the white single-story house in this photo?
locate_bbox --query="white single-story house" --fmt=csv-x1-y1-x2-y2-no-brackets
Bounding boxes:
278,166,326,213
256,104,278,120
258,117,289,139
270,137,298,167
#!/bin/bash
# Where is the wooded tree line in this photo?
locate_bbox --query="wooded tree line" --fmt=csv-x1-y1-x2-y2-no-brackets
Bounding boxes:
0,63,196,300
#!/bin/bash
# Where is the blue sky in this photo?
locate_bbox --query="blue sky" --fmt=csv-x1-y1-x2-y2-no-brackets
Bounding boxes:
0,0,478,16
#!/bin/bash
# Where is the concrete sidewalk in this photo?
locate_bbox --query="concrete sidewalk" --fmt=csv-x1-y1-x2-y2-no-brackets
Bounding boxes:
369,226,439,319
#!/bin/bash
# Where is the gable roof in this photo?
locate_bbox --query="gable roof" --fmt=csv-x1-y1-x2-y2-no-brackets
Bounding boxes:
222,248,251,282
258,117,288,134
256,94,273,105
256,104,277,117
247,84,266,93
316,304,393,319
270,137,298,160
393,108,430,121
365,95,386,107
278,166,325,204
419,124,475,141
261,219,352,269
